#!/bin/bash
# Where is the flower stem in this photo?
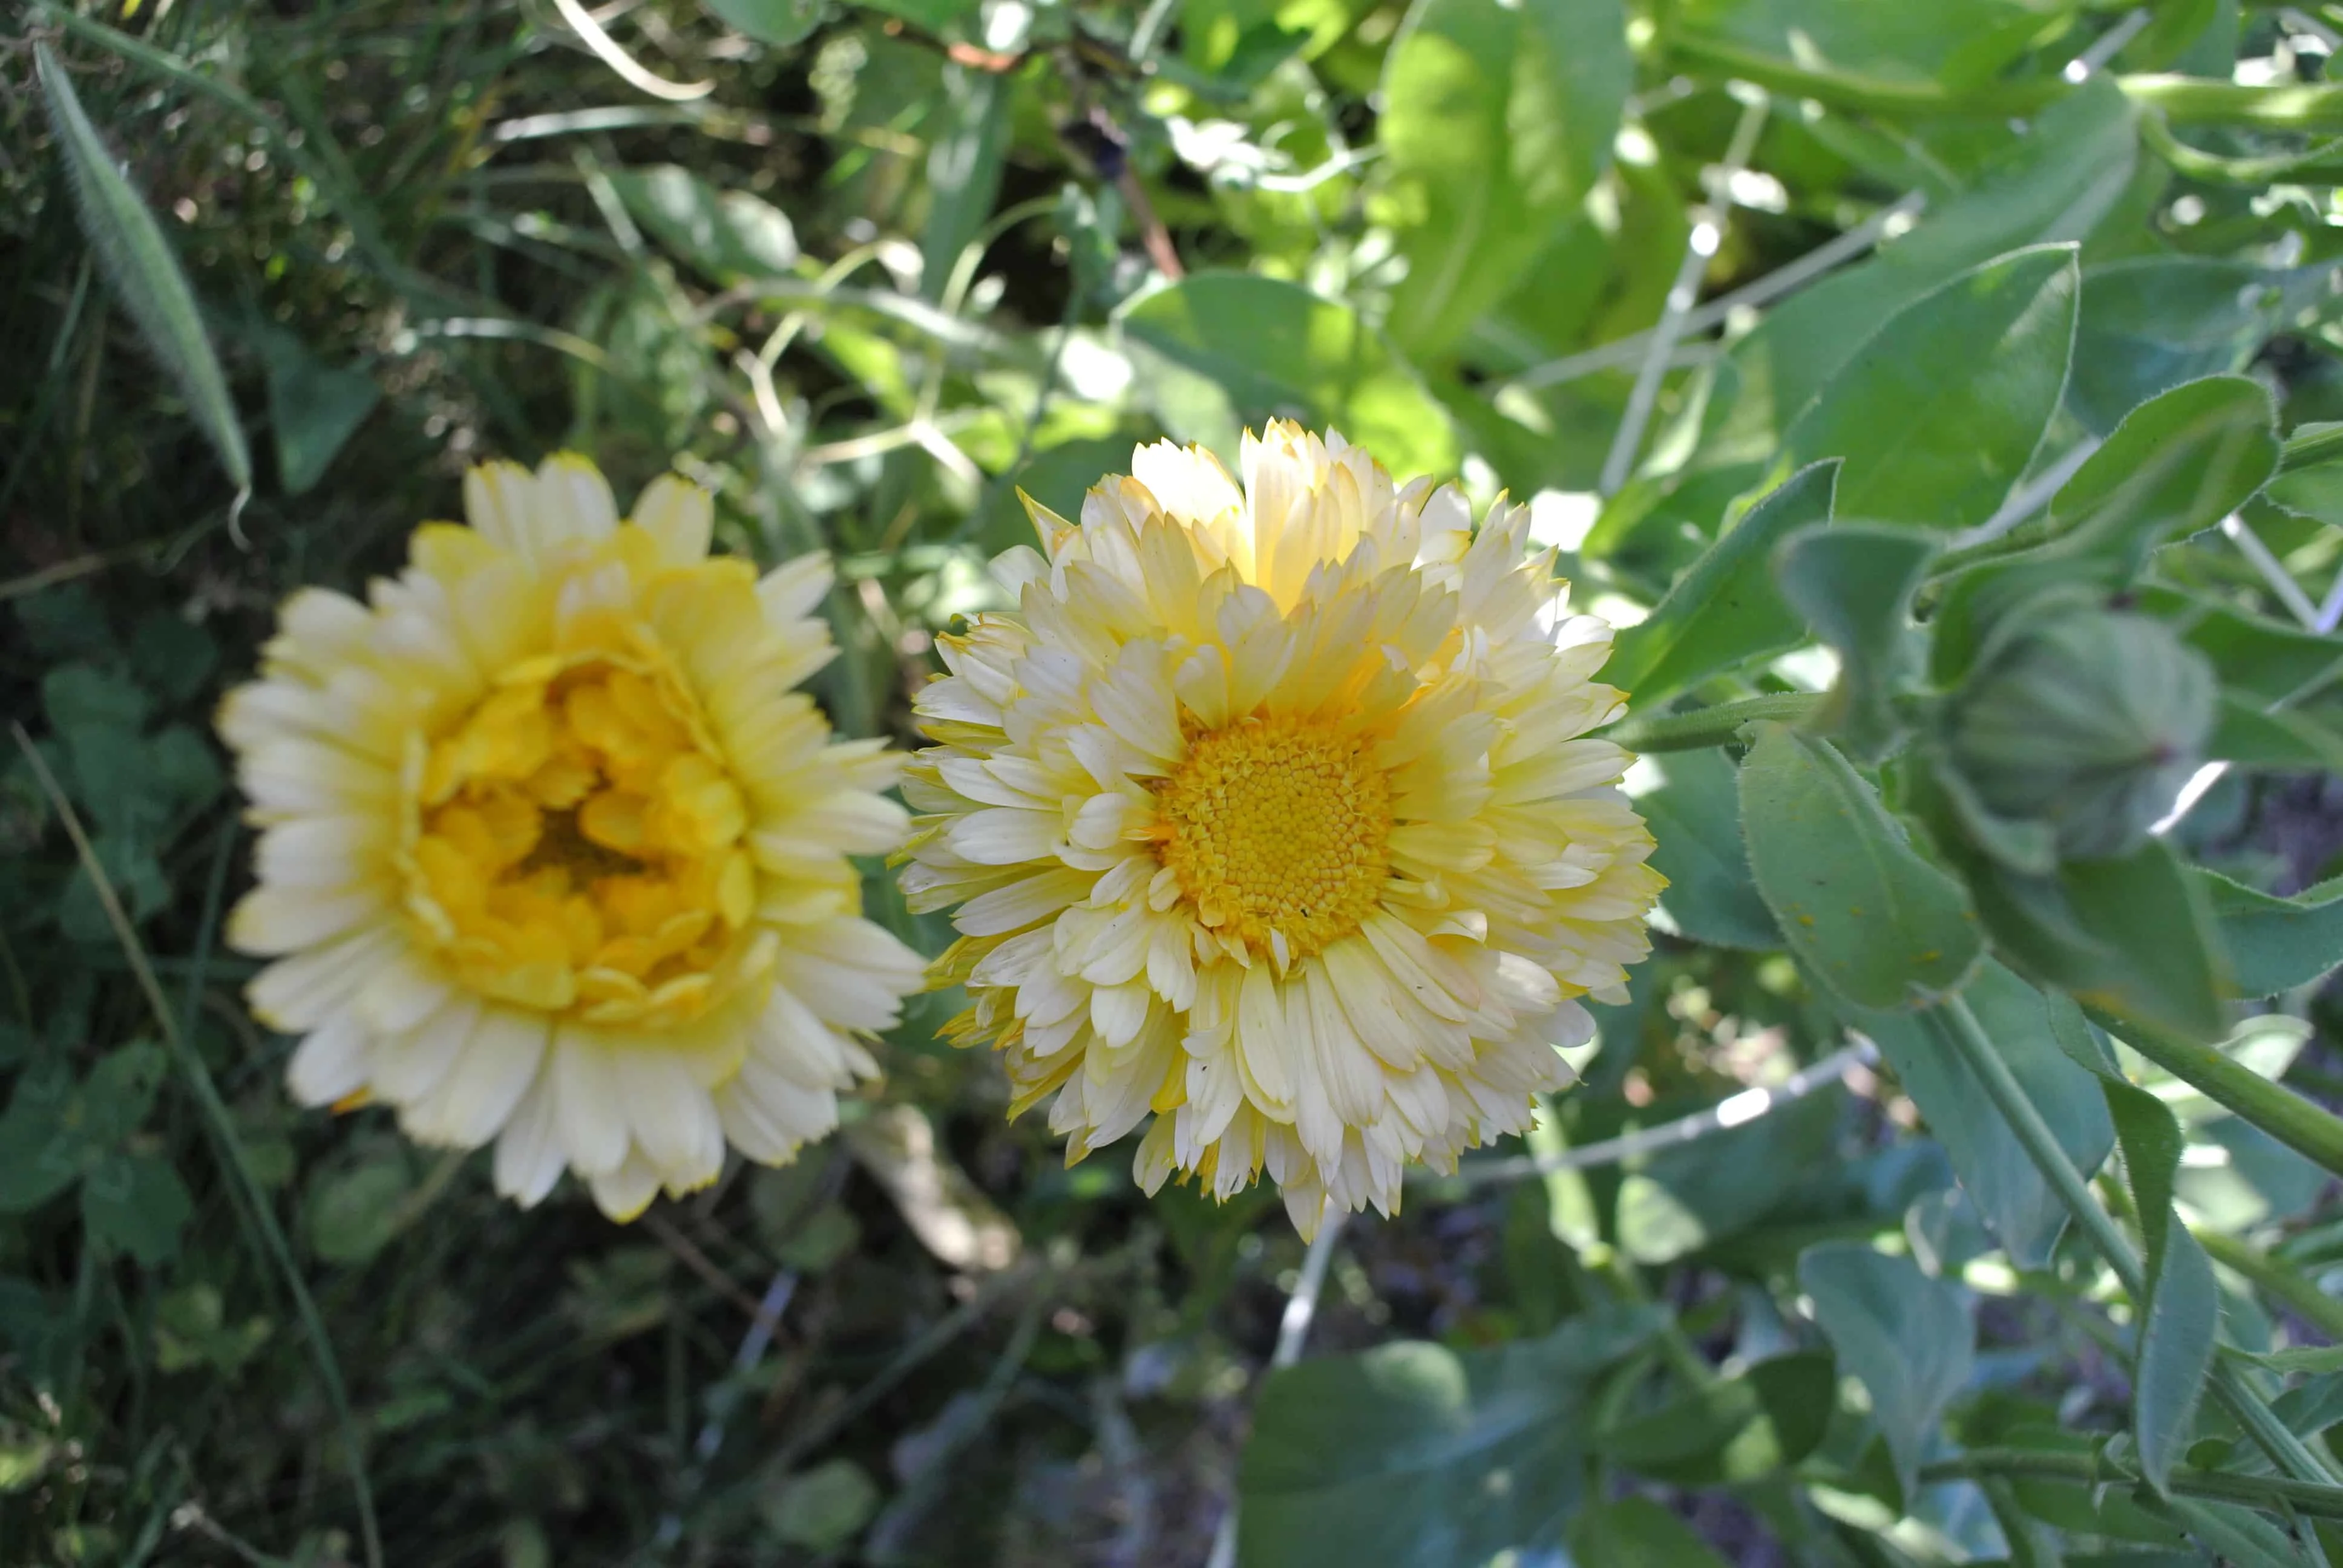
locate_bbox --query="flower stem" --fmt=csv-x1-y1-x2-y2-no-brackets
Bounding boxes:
2084,1004,2343,1183
1922,1448,2343,1521
2192,1226,2343,1343
1607,693,1820,753
1935,995,2341,1489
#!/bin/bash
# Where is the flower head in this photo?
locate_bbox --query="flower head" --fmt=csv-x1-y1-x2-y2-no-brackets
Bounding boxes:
221,454,925,1220
902,423,1662,1233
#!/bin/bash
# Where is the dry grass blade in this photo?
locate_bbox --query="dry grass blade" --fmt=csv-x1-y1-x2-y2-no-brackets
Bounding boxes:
35,45,252,515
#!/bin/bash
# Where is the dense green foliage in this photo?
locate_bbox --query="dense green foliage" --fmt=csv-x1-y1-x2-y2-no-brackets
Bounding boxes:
5,0,2343,1563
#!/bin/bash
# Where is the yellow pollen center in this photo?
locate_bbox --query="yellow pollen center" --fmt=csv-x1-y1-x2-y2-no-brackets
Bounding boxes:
401,648,764,1028
1154,716,1392,961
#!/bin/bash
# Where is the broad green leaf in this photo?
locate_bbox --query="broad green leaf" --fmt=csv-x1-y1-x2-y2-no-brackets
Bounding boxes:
1564,1498,1730,1567
608,165,799,284
306,1155,413,1266
0,1070,85,1214
1798,1242,1974,1502
1786,244,2079,532
2211,698,2343,775
1635,749,1780,950
2042,374,2278,573
2198,871,2343,996
36,45,252,500
702,0,825,44
80,1152,191,1266
2068,260,2318,434
1738,722,1982,1011
859,0,982,30
1605,459,1838,705
259,328,381,495
79,1042,167,1146
1614,1070,1845,1265
2105,1081,2219,1494
2141,586,2343,705
2060,841,2232,1042
1854,964,2112,1269
1376,0,1627,356
1773,523,1939,759
761,1459,881,1550
1676,0,2056,85
1118,272,1459,480
1594,1352,1834,1486
1237,1306,1659,1565
1712,81,2135,456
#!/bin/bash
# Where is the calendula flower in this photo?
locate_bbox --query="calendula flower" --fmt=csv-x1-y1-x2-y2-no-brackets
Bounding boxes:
901,423,1662,1233
221,454,925,1220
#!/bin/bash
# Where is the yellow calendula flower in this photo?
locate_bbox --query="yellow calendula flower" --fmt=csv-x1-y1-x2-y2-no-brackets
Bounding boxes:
221,454,925,1220
902,422,1663,1233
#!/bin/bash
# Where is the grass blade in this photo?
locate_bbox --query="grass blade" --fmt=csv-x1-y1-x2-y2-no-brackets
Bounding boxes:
36,44,252,510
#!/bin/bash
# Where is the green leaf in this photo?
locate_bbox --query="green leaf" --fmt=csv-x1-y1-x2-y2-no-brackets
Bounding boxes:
1237,1306,1659,1565
260,328,381,496
1595,1352,1835,1486
1942,817,2232,1044
1785,244,2080,532
1118,272,1460,481
80,1152,192,1266
1797,1241,1974,1502
1773,523,1939,760
761,1458,880,1550
2198,872,2343,997
2142,586,2343,705
79,1042,168,1146
0,1070,87,1213
1713,81,2134,457
2068,260,2316,435
608,165,799,284
1637,749,1780,950
2060,841,2232,1042
2213,697,2343,774
702,0,825,45
1375,0,1627,356
1738,722,1982,1010
1855,964,2112,1269
306,1155,413,1266
36,45,251,500
2043,374,2279,574
1564,1497,1729,1567
2105,1081,2220,1494
1605,459,1839,707
859,0,981,31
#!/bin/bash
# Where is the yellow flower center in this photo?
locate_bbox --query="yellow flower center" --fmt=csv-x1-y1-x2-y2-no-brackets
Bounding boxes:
1154,716,1392,961
400,641,769,1028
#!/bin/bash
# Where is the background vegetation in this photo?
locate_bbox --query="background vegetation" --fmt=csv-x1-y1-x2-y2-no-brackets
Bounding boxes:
5,0,2343,1562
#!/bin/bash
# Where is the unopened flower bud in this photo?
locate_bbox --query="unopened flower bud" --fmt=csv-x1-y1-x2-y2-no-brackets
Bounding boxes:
1943,609,2216,863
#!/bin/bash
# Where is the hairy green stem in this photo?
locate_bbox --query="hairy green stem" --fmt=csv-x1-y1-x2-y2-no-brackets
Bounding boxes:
1607,693,1820,753
1936,996,2342,1491
1925,1448,2343,1521
2084,1005,2343,1183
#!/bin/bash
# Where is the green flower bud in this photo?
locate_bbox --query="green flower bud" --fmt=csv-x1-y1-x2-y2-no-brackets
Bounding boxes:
1942,608,2216,864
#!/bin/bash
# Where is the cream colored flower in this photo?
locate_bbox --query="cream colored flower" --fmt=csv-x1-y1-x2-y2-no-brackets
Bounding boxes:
221,454,925,1220
902,422,1662,1234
